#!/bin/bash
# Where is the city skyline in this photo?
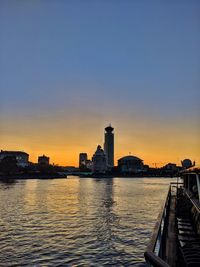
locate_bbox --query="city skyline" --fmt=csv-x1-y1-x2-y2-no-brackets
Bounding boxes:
1,1,200,167
0,122,197,168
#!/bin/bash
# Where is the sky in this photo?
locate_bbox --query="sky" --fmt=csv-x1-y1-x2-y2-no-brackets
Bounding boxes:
0,0,200,167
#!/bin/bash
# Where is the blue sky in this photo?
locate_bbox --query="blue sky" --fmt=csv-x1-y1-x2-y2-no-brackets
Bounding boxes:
0,0,199,165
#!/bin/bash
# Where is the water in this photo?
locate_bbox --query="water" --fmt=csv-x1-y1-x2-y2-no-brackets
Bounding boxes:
0,176,174,266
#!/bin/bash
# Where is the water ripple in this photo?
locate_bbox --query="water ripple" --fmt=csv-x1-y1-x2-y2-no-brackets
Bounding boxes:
0,177,173,266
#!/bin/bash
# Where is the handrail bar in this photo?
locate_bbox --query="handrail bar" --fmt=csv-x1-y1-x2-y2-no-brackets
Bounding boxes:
144,252,170,267
185,190,200,213
170,182,183,185
144,181,184,266
145,185,171,252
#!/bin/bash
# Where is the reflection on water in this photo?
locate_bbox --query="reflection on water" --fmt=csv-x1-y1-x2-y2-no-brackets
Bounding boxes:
0,177,174,266
0,179,17,189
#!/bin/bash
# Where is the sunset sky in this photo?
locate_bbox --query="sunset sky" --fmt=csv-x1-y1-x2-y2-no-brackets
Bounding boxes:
0,1,199,167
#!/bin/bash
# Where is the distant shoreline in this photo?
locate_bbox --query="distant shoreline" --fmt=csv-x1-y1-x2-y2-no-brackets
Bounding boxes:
0,173,177,180
78,173,177,178
0,173,67,180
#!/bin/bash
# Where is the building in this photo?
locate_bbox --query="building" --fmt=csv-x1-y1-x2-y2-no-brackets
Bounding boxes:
118,155,144,174
0,150,29,167
79,153,88,168
163,163,178,171
38,155,50,165
161,163,180,176
62,166,78,173
92,145,107,173
85,159,93,170
104,124,114,168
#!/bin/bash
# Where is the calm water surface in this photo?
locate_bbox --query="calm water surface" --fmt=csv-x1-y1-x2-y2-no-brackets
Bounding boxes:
0,177,174,266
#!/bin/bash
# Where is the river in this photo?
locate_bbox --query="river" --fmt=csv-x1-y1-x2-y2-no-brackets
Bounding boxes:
0,176,174,266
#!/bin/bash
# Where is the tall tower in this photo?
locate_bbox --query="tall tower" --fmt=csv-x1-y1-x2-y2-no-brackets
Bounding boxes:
104,124,114,168
79,153,87,168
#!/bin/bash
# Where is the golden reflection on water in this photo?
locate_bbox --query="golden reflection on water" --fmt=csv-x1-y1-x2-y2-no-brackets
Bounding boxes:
0,177,174,266
24,179,38,207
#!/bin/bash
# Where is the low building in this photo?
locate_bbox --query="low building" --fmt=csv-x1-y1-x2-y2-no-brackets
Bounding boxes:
118,155,144,174
85,159,93,170
38,155,49,165
62,166,78,172
92,145,107,173
163,163,178,171
0,150,29,167
160,163,180,176
143,164,150,172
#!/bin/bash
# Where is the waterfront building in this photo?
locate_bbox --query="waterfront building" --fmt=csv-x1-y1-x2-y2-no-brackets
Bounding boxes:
104,125,114,168
161,163,181,176
143,164,150,172
38,155,50,165
62,166,78,173
85,159,93,170
92,145,107,173
163,163,178,171
118,155,144,174
79,153,88,168
0,150,29,167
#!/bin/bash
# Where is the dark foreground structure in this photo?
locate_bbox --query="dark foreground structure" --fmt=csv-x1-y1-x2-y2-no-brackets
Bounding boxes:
144,167,200,267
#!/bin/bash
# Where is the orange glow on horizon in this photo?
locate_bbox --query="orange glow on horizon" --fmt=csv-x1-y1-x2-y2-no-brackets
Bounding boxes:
1,113,199,168
1,133,199,168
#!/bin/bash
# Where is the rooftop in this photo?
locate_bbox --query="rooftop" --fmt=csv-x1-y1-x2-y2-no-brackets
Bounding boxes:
118,155,143,162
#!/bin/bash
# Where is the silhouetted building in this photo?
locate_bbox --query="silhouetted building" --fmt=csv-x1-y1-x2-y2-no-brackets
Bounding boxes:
181,159,194,169
38,155,49,165
63,166,78,172
104,125,114,168
164,163,178,171
92,145,107,173
0,150,29,167
79,153,88,168
85,159,93,170
118,155,144,173
143,164,150,171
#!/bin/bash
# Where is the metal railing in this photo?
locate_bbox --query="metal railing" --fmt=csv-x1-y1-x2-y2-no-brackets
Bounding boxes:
185,190,200,214
144,182,183,267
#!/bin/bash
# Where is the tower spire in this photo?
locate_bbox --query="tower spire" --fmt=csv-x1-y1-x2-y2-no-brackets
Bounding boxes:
104,124,114,168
